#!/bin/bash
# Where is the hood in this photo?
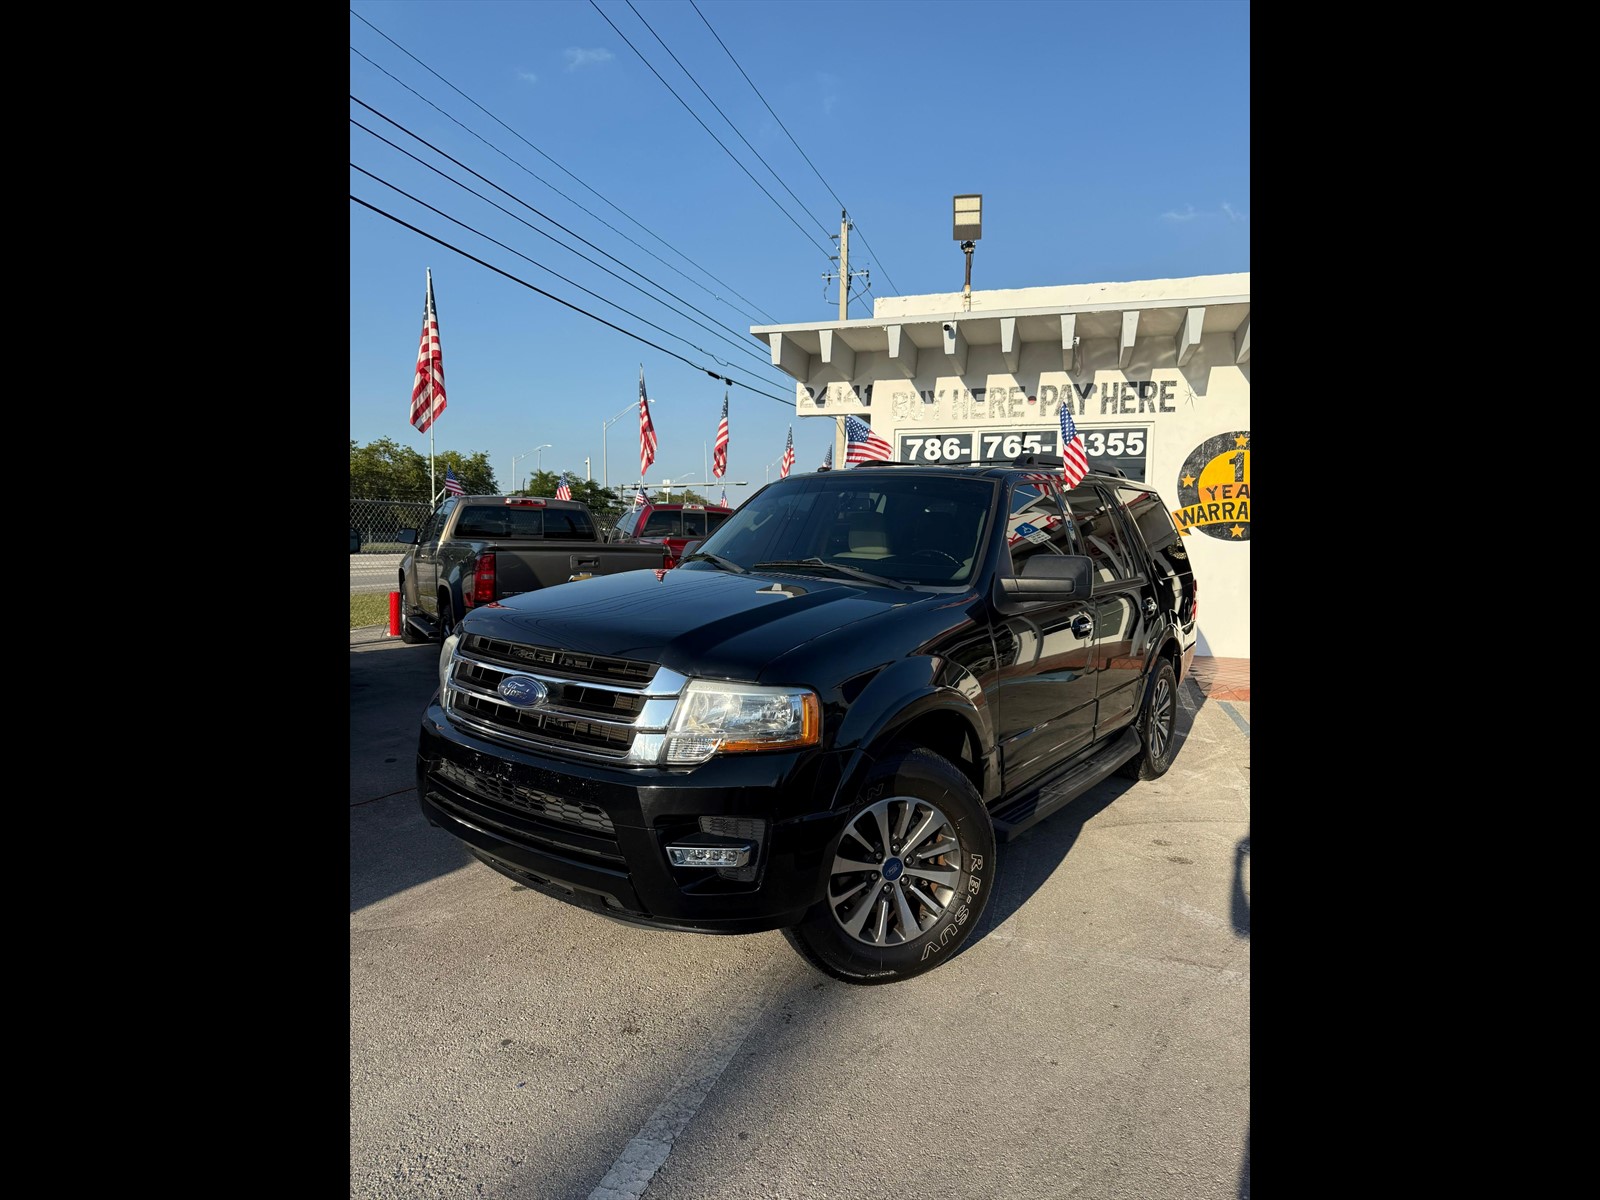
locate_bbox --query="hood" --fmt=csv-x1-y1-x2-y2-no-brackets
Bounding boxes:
462,564,930,679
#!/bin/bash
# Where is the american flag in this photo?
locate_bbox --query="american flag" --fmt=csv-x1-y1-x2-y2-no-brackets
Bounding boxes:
638,367,658,477
444,467,464,496
819,444,833,471
845,415,892,464
712,392,729,478
780,427,795,478
555,474,571,500
1058,403,1089,488
410,269,447,433
720,485,727,505
634,486,649,508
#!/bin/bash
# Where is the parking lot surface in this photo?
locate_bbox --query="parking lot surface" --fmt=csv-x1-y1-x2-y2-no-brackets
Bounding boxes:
351,628,1250,1199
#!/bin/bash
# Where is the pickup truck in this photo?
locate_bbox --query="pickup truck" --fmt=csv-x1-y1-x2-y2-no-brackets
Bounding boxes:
394,494,670,644
608,501,735,569
415,456,1198,984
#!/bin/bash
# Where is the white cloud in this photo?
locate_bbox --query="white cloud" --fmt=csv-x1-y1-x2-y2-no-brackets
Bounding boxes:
564,47,614,70
517,71,538,85
1222,202,1248,223
1161,205,1198,222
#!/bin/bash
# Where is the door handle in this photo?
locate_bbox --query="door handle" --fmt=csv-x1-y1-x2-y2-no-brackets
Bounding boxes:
1071,614,1094,637
1143,597,1158,617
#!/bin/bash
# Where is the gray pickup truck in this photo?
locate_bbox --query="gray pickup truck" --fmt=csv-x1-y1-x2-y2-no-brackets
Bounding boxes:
395,495,669,643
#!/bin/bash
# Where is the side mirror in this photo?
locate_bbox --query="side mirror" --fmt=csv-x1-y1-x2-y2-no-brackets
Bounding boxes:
681,539,704,560
349,527,362,554
397,528,419,546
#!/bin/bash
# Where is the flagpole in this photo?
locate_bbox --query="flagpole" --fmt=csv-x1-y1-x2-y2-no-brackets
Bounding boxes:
427,267,437,502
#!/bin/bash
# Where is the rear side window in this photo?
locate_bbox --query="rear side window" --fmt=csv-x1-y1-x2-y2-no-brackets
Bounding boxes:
1062,483,1133,584
1115,485,1188,577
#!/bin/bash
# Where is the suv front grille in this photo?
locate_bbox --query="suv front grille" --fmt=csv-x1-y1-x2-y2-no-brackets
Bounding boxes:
442,635,688,764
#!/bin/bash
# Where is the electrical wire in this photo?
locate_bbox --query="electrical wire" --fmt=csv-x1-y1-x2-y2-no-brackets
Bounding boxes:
352,162,770,371
351,108,771,369
690,0,901,296
350,20,778,325
588,0,835,261
623,0,833,242
351,194,794,406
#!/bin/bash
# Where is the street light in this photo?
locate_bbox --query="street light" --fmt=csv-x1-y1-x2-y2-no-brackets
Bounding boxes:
953,193,982,311
602,399,658,493
512,444,551,493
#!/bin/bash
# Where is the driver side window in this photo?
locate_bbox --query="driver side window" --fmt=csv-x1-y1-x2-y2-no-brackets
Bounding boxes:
1004,479,1077,575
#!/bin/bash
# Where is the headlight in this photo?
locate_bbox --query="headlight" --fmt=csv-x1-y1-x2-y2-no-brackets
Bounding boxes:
664,681,820,764
438,630,461,696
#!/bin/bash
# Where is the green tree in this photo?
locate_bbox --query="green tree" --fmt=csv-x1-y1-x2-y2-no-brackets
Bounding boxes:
349,439,500,500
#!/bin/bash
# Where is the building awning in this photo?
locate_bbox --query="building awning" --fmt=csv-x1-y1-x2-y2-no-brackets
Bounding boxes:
751,290,1250,387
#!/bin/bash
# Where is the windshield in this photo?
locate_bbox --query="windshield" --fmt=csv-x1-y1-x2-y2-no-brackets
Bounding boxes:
686,474,994,588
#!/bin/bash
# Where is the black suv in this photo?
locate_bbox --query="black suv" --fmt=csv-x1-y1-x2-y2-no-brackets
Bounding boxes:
416,457,1198,984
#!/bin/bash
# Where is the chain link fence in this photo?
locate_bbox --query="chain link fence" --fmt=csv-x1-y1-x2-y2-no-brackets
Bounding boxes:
349,496,637,598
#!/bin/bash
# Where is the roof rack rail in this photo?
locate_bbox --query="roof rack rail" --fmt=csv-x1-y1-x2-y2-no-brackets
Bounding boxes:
1011,453,1064,469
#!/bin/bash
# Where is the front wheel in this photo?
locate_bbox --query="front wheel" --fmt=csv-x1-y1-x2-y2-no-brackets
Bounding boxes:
783,745,995,985
397,583,429,644
1117,656,1179,780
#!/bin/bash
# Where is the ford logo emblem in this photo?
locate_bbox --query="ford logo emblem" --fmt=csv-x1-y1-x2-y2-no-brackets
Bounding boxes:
496,675,548,708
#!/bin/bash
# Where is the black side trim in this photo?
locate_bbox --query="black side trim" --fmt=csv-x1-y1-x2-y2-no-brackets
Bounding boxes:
990,728,1141,841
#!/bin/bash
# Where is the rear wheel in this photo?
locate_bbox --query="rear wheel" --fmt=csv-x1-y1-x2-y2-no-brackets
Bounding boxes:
783,745,994,985
1117,657,1178,780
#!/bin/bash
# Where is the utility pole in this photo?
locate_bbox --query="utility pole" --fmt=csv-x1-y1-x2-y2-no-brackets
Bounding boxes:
821,210,868,463
823,211,868,320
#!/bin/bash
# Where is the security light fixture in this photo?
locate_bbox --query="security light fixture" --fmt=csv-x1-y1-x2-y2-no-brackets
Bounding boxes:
952,193,982,242
953,193,982,310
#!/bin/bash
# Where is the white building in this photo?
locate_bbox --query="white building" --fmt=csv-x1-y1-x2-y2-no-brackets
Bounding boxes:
751,272,1250,660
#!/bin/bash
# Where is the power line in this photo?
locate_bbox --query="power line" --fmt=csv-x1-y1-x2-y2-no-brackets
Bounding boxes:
689,0,901,298
351,162,770,372
624,0,833,242
588,0,835,261
349,20,778,325
350,108,771,369
351,194,794,406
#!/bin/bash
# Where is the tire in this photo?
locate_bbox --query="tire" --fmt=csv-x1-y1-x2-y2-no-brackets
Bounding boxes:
398,609,429,644
1117,656,1179,780
397,582,429,644
437,591,459,640
783,745,995,985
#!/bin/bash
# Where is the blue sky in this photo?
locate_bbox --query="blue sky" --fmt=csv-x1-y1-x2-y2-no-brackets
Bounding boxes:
349,0,1250,500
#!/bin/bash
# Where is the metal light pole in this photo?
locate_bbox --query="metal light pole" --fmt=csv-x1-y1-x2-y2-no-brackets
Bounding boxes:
602,398,659,493
512,444,552,493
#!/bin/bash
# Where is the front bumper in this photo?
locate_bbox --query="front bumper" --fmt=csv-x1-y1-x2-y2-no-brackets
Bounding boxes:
416,701,852,934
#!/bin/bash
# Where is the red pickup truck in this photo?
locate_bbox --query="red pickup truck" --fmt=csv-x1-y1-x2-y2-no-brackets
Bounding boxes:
608,501,734,568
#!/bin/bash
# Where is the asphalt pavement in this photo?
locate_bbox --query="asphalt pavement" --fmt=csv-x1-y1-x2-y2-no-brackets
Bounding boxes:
350,625,1250,1200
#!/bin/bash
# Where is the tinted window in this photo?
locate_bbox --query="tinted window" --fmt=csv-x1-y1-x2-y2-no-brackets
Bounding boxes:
695,475,993,587
641,511,681,537
1004,479,1078,577
544,508,596,540
1062,483,1132,584
1115,485,1188,577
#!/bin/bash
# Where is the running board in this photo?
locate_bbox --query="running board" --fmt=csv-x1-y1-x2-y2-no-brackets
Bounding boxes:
989,728,1142,842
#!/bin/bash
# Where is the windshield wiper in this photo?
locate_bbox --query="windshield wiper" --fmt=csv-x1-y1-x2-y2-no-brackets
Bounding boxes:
751,557,914,591
680,551,748,574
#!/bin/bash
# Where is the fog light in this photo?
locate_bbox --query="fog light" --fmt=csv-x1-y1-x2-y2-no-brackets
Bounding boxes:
667,843,753,868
